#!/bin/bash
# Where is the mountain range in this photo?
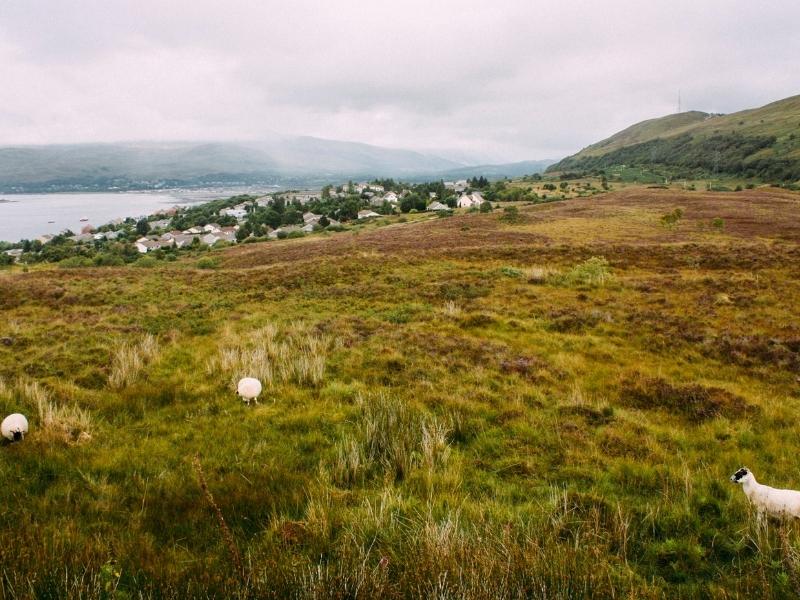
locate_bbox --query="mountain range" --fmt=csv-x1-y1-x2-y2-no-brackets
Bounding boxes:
0,137,554,193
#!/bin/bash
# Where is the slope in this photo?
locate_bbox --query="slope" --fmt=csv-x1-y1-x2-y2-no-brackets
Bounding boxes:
549,94,800,181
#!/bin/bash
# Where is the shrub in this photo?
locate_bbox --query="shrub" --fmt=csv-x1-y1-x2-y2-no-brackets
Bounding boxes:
660,208,684,228
711,217,725,231
196,257,219,269
93,253,125,267
499,206,520,223
134,256,158,268
552,256,612,287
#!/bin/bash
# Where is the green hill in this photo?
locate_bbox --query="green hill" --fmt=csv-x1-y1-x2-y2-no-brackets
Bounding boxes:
548,94,800,181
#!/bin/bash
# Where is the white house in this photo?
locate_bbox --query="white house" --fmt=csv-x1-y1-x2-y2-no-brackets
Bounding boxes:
457,193,484,208
383,191,399,203
428,201,449,211
357,209,380,219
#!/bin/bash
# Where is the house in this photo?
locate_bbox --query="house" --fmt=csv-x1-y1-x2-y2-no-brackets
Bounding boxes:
357,209,380,219
303,212,322,224
149,219,172,230
4,249,23,262
203,223,221,233
255,196,273,207
428,201,450,211
429,192,437,199
105,231,121,240
184,226,203,235
383,191,399,203
171,234,196,248
457,194,481,208
135,238,173,253
220,207,247,219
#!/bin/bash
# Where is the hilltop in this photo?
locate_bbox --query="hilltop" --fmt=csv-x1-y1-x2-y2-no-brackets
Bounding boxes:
2,185,800,597
548,94,800,181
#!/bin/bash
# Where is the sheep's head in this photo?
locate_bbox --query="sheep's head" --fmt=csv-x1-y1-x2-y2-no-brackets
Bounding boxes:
12,430,23,442
730,467,752,484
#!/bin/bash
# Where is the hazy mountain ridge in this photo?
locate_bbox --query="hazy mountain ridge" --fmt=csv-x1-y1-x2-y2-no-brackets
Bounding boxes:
0,137,536,192
548,94,800,181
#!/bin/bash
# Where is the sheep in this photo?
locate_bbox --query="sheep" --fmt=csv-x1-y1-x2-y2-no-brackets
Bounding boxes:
236,377,262,406
1,413,29,442
730,467,800,520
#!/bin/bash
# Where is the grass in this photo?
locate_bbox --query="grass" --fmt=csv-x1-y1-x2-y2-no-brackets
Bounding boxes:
1,185,800,597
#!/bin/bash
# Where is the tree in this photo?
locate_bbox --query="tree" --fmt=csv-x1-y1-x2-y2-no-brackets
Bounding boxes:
136,219,150,236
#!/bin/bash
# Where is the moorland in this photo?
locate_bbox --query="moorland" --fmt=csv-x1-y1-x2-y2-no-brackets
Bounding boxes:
2,185,800,598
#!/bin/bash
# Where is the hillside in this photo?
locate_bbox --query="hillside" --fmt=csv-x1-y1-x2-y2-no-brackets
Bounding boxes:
549,95,800,181
0,139,551,193
2,186,800,597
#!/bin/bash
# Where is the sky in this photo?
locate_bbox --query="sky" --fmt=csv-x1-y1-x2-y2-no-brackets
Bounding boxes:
0,0,798,164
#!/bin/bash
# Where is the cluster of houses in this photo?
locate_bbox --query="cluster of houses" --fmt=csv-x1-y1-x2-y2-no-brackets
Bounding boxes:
135,223,238,253
4,182,493,261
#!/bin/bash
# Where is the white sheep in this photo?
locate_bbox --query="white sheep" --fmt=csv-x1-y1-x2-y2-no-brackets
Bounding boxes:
730,467,800,519
236,377,262,406
1,414,29,442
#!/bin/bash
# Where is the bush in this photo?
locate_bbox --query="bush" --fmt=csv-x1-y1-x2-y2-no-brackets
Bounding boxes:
134,256,158,268
196,257,219,269
287,231,306,239
93,253,125,267
58,256,93,268
660,208,684,228
499,206,520,223
552,256,612,287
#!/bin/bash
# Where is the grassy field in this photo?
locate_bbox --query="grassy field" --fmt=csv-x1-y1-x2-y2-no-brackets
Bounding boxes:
2,186,800,598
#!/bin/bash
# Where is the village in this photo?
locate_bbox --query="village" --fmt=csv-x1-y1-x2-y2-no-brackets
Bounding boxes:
2,178,497,264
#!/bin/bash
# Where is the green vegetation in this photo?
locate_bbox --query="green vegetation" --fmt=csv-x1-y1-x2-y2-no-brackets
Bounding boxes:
1,186,800,597
549,94,800,182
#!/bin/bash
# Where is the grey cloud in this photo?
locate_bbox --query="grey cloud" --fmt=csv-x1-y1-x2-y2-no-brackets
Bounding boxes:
0,0,797,163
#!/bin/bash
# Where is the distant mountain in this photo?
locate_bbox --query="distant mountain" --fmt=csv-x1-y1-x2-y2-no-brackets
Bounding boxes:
423,159,555,181
548,94,800,181
0,137,479,192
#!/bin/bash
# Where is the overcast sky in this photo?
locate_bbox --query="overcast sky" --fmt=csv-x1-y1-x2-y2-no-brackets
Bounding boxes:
0,0,798,163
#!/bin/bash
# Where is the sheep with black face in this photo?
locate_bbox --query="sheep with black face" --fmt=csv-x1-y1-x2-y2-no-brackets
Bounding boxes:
1,414,28,442
730,467,800,519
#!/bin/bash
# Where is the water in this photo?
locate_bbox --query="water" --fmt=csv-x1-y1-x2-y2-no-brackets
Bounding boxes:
0,187,278,243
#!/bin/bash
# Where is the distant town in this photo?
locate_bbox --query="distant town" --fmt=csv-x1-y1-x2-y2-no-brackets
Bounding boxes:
2,175,565,266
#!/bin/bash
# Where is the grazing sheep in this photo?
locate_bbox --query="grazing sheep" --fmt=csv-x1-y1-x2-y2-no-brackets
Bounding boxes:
730,467,800,519
1,414,29,442
236,377,262,406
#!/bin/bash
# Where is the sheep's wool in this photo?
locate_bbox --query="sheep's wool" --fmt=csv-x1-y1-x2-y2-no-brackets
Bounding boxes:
237,377,262,402
1,413,29,441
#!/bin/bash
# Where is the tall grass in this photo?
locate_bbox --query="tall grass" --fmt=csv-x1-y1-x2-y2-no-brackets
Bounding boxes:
108,333,159,389
331,393,451,486
206,322,333,388
15,378,92,443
